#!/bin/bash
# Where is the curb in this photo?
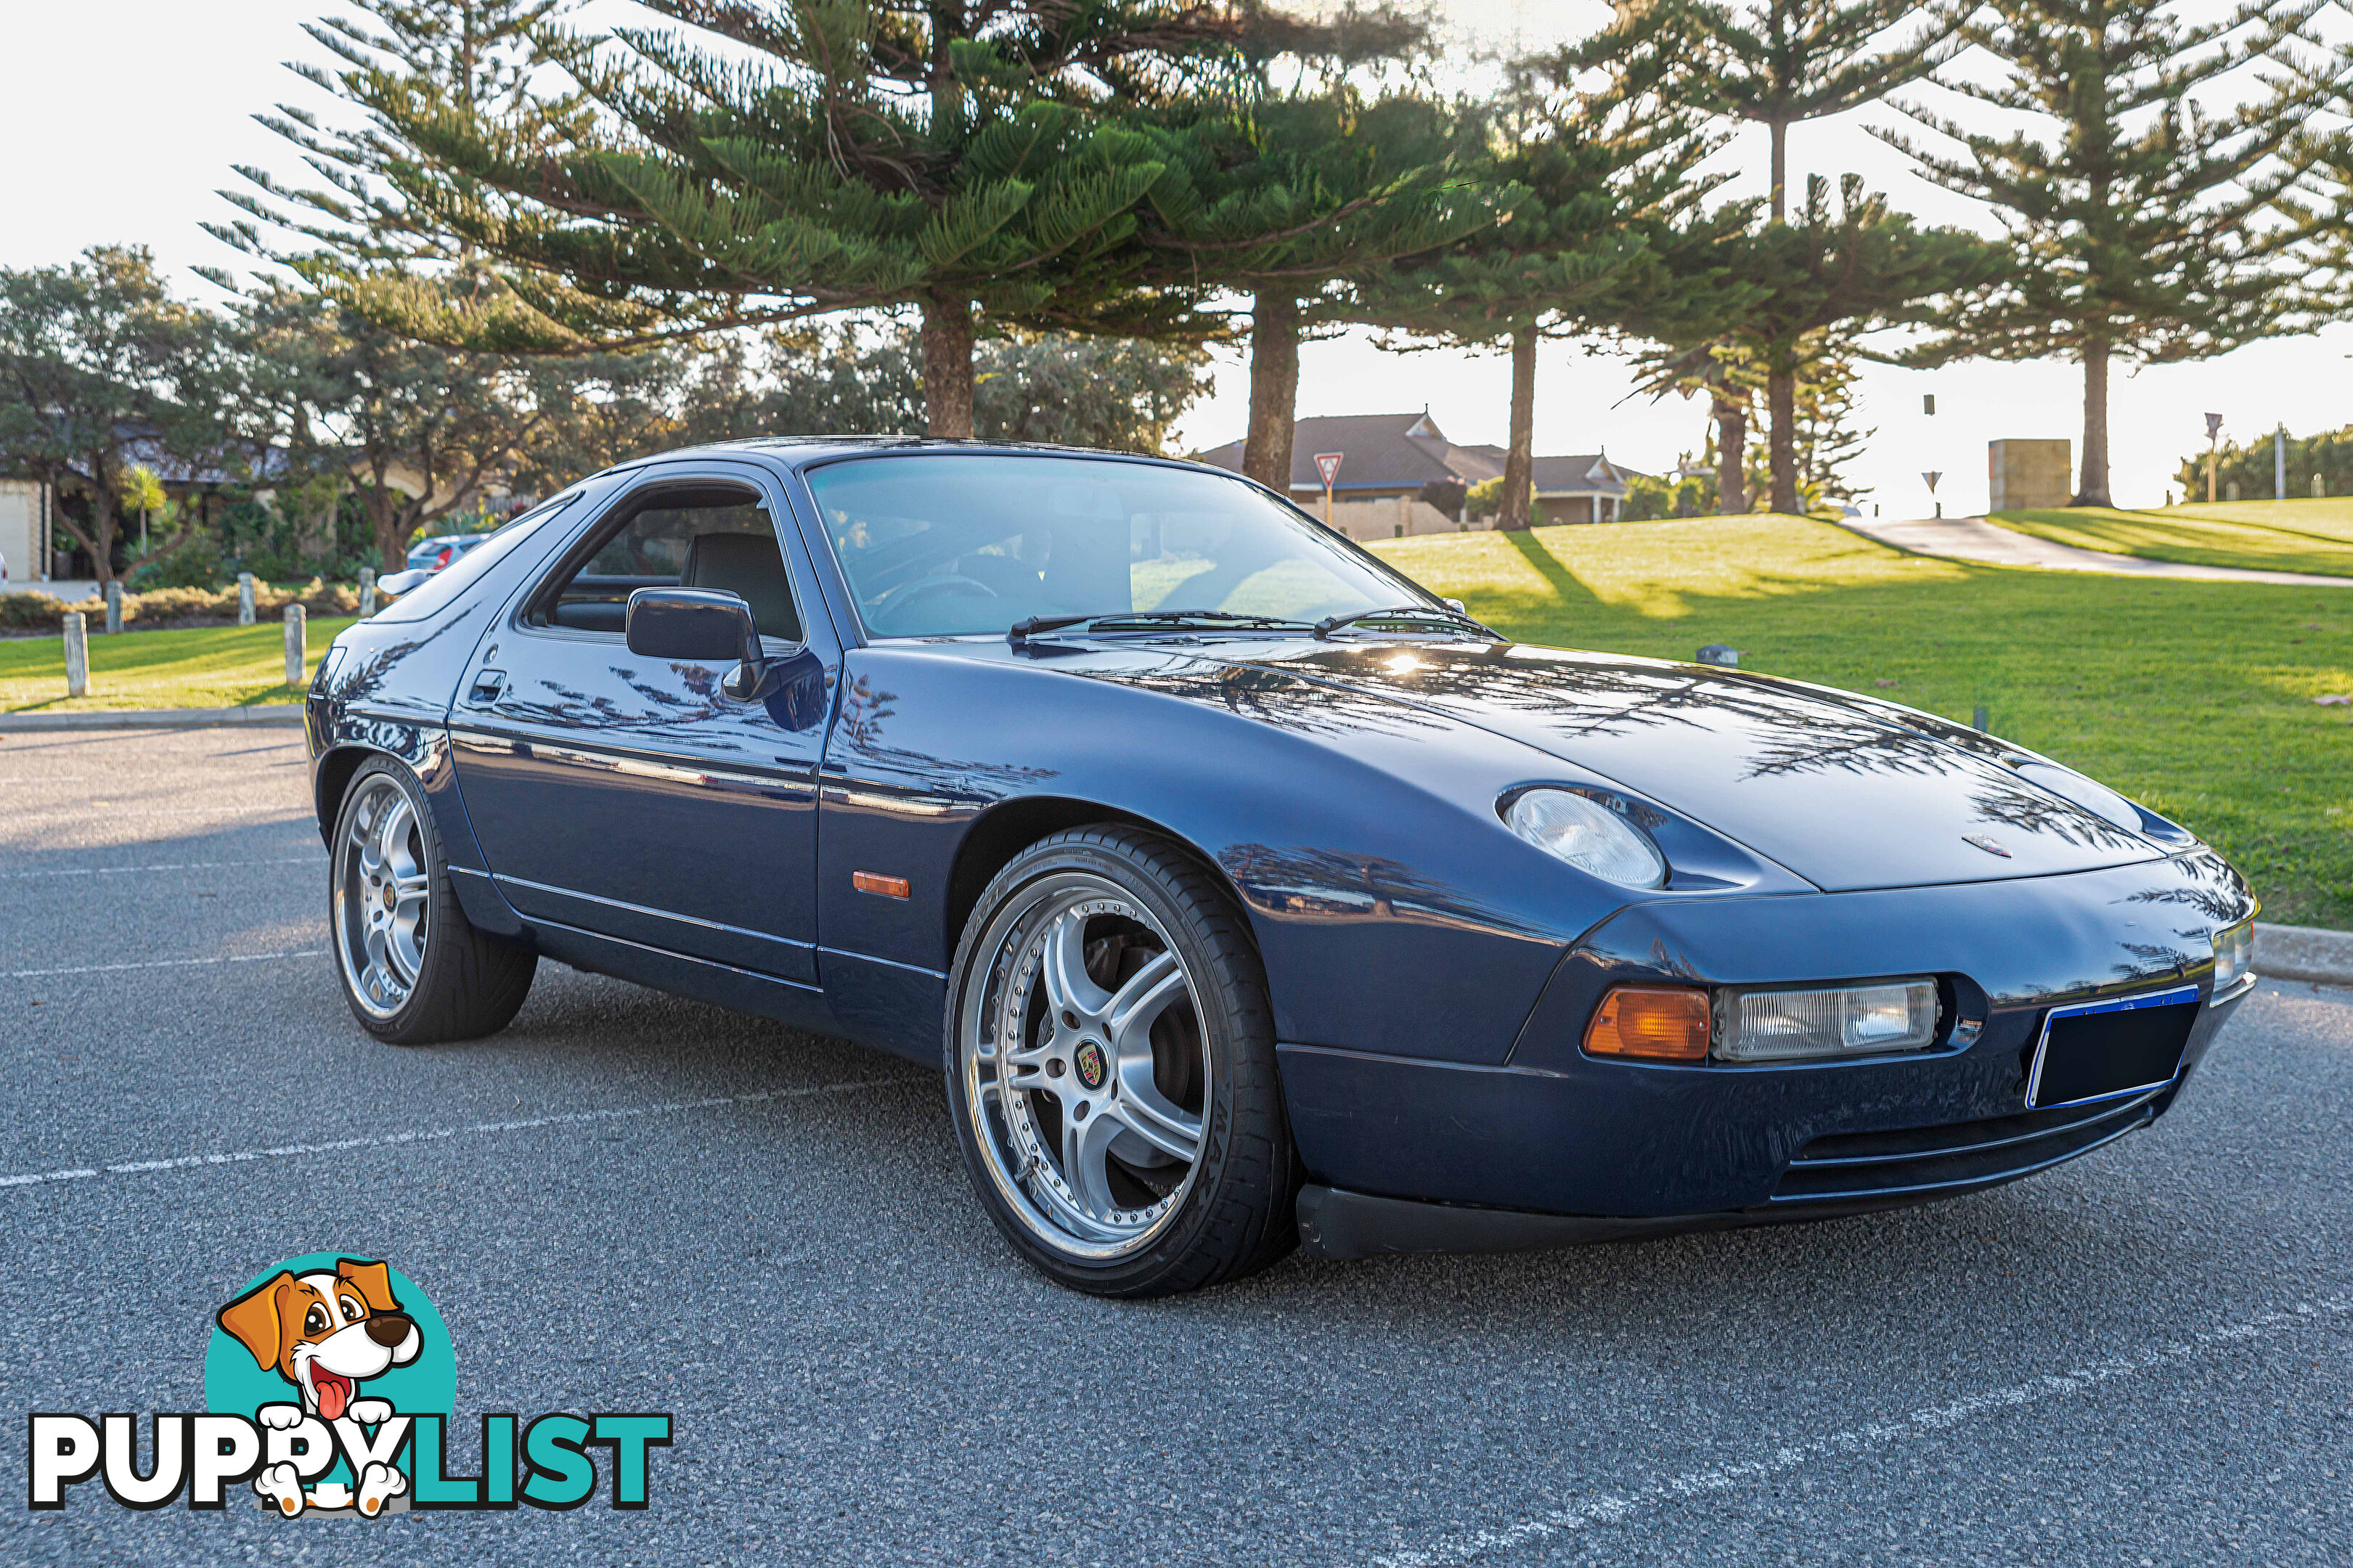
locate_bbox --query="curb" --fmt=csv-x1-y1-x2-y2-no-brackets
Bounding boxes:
0,706,305,732
2254,922,2353,988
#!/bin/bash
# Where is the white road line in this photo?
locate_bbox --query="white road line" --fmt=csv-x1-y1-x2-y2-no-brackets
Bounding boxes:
0,1077,913,1188
1374,1293,2353,1568
6,948,325,979
0,854,321,881
5,801,306,823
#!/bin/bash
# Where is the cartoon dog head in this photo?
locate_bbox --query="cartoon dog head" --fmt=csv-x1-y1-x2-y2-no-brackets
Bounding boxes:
217,1258,420,1421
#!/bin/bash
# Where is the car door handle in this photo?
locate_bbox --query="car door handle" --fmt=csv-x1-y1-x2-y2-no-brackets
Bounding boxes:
466,669,507,704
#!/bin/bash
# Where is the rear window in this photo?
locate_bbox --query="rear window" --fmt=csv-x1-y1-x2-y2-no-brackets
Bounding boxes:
370,494,581,624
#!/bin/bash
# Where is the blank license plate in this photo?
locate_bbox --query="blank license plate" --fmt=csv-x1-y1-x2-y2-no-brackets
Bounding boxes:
2027,986,2199,1110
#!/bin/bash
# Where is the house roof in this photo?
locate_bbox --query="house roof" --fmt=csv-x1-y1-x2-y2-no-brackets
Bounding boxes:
1194,413,1644,497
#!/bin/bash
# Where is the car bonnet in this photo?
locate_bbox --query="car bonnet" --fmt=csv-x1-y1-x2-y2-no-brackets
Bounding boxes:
1198,640,2164,893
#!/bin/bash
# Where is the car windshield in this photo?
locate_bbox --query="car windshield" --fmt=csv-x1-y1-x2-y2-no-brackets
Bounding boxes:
804,454,1433,638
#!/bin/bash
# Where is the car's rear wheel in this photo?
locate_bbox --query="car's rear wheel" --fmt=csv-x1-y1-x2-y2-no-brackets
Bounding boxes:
946,827,1296,1297
330,756,536,1045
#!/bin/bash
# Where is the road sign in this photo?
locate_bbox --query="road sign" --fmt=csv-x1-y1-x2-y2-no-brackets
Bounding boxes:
1921,471,1941,492
2204,412,2224,440
1314,452,1344,486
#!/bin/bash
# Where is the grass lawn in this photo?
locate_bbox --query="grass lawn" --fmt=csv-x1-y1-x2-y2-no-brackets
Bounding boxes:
1988,497,2353,577
1373,516,2353,930
0,618,356,714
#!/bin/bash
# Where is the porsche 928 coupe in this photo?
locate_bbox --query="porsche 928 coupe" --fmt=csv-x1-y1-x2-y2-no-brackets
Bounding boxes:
307,441,2259,1297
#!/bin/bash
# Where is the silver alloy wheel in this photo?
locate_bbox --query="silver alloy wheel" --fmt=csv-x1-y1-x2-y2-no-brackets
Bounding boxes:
333,775,431,1020
961,872,1210,1261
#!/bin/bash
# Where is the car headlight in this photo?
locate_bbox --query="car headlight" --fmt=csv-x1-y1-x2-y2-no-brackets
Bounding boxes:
2211,917,2254,1002
2013,761,2141,831
1713,979,1940,1062
1504,789,1666,889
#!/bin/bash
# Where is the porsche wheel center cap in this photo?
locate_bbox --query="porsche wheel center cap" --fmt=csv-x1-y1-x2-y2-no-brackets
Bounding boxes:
1073,1040,1109,1093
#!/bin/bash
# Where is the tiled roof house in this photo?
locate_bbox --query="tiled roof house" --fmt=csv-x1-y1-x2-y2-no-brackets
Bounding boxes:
1194,411,1645,525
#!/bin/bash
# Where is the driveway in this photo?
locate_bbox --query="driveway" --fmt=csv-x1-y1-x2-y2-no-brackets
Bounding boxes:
3,728,2349,1565
1839,515,2353,587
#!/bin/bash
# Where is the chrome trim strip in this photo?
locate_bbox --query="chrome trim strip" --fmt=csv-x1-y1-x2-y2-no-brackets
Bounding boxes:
1770,1108,2153,1204
2025,983,2200,1110
1787,1083,2168,1169
817,946,946,981
493,872,815,951
520,912,824,995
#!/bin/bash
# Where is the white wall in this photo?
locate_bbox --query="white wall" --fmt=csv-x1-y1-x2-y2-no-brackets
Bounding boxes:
1301,495,1470,542
0,481,46,584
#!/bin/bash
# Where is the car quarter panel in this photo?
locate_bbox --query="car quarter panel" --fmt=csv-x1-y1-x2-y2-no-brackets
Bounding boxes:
1280,848,2256,1216
813,642,1692,1066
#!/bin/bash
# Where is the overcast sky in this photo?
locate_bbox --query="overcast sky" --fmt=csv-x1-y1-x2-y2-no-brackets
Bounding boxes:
4,0,2346,513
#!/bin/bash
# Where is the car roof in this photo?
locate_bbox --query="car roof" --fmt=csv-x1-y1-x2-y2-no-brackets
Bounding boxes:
586,437,1221,483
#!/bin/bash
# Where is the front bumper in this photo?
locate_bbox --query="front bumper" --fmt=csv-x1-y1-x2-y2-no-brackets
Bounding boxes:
1278,850,2256,1241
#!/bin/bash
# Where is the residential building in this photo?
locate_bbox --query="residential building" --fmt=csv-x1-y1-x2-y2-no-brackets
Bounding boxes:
1192,411,1645,541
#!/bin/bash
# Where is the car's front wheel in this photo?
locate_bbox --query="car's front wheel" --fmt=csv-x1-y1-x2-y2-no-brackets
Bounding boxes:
329,756,536,1045
946,827,1296,1297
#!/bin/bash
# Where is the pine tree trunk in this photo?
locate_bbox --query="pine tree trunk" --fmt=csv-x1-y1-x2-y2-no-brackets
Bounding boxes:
1715,393,1749,515
921,293,976,439
1770,119,1787,222
2074,335,2112,507
1241,291,1300,490
1496,326,1538,532
1767,357,1798,515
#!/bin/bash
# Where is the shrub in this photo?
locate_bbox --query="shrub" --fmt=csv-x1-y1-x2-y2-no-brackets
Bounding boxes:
128,533,231,590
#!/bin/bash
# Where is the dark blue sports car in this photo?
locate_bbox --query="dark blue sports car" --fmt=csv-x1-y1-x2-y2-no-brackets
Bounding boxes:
307,441,2259,1297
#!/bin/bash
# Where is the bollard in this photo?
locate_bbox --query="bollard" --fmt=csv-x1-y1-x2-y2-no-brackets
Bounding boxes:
285,604,306,688
359,567,377,617
237,572,256,626
104,581,123,635
63,612,89,698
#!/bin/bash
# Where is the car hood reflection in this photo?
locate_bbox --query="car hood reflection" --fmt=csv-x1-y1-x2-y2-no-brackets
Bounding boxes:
1054,639,2164,894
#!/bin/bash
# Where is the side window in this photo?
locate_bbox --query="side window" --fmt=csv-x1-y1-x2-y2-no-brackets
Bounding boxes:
533,482,803,642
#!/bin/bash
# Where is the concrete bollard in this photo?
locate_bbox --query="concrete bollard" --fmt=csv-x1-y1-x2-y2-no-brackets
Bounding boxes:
359,567,377,617
237,572,256,626
63,612,89,698
104,581,123,635
284,604,306,688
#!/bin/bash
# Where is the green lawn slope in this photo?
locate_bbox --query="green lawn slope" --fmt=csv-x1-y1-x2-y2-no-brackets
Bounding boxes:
0,618,356,713
1988,498,2353,577
1373,515,2353,929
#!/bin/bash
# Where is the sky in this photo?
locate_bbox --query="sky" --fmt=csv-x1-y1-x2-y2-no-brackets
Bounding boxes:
4,0,2346,515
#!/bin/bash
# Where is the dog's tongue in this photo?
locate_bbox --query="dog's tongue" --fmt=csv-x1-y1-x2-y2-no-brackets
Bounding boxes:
317,1372,350,1421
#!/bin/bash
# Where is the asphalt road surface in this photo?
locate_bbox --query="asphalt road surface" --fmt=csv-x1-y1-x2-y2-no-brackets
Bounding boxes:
3,727,2348,1567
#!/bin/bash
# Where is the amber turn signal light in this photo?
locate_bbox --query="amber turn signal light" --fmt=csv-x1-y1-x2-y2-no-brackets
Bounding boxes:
1583,985,1711,1061
852,870,910,899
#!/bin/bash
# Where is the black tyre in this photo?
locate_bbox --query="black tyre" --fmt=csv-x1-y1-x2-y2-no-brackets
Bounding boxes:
945,826,1296,1297
328,756,537,1045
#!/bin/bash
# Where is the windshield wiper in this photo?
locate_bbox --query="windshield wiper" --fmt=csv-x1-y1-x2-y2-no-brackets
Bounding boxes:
1008,609,1315,645
1311,604,1496,641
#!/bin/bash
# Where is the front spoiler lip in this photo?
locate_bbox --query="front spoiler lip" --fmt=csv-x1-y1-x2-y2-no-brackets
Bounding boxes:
1296,1110,2160,1262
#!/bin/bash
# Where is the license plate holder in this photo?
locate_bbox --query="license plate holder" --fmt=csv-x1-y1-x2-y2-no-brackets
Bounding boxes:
2026,985,2199,1111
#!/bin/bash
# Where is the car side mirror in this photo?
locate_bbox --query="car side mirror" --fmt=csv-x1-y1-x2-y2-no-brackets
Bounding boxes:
626,587,759,669
378,568,431,597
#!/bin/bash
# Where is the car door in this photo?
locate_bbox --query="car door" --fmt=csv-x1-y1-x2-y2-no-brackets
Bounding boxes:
448,460,836,986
